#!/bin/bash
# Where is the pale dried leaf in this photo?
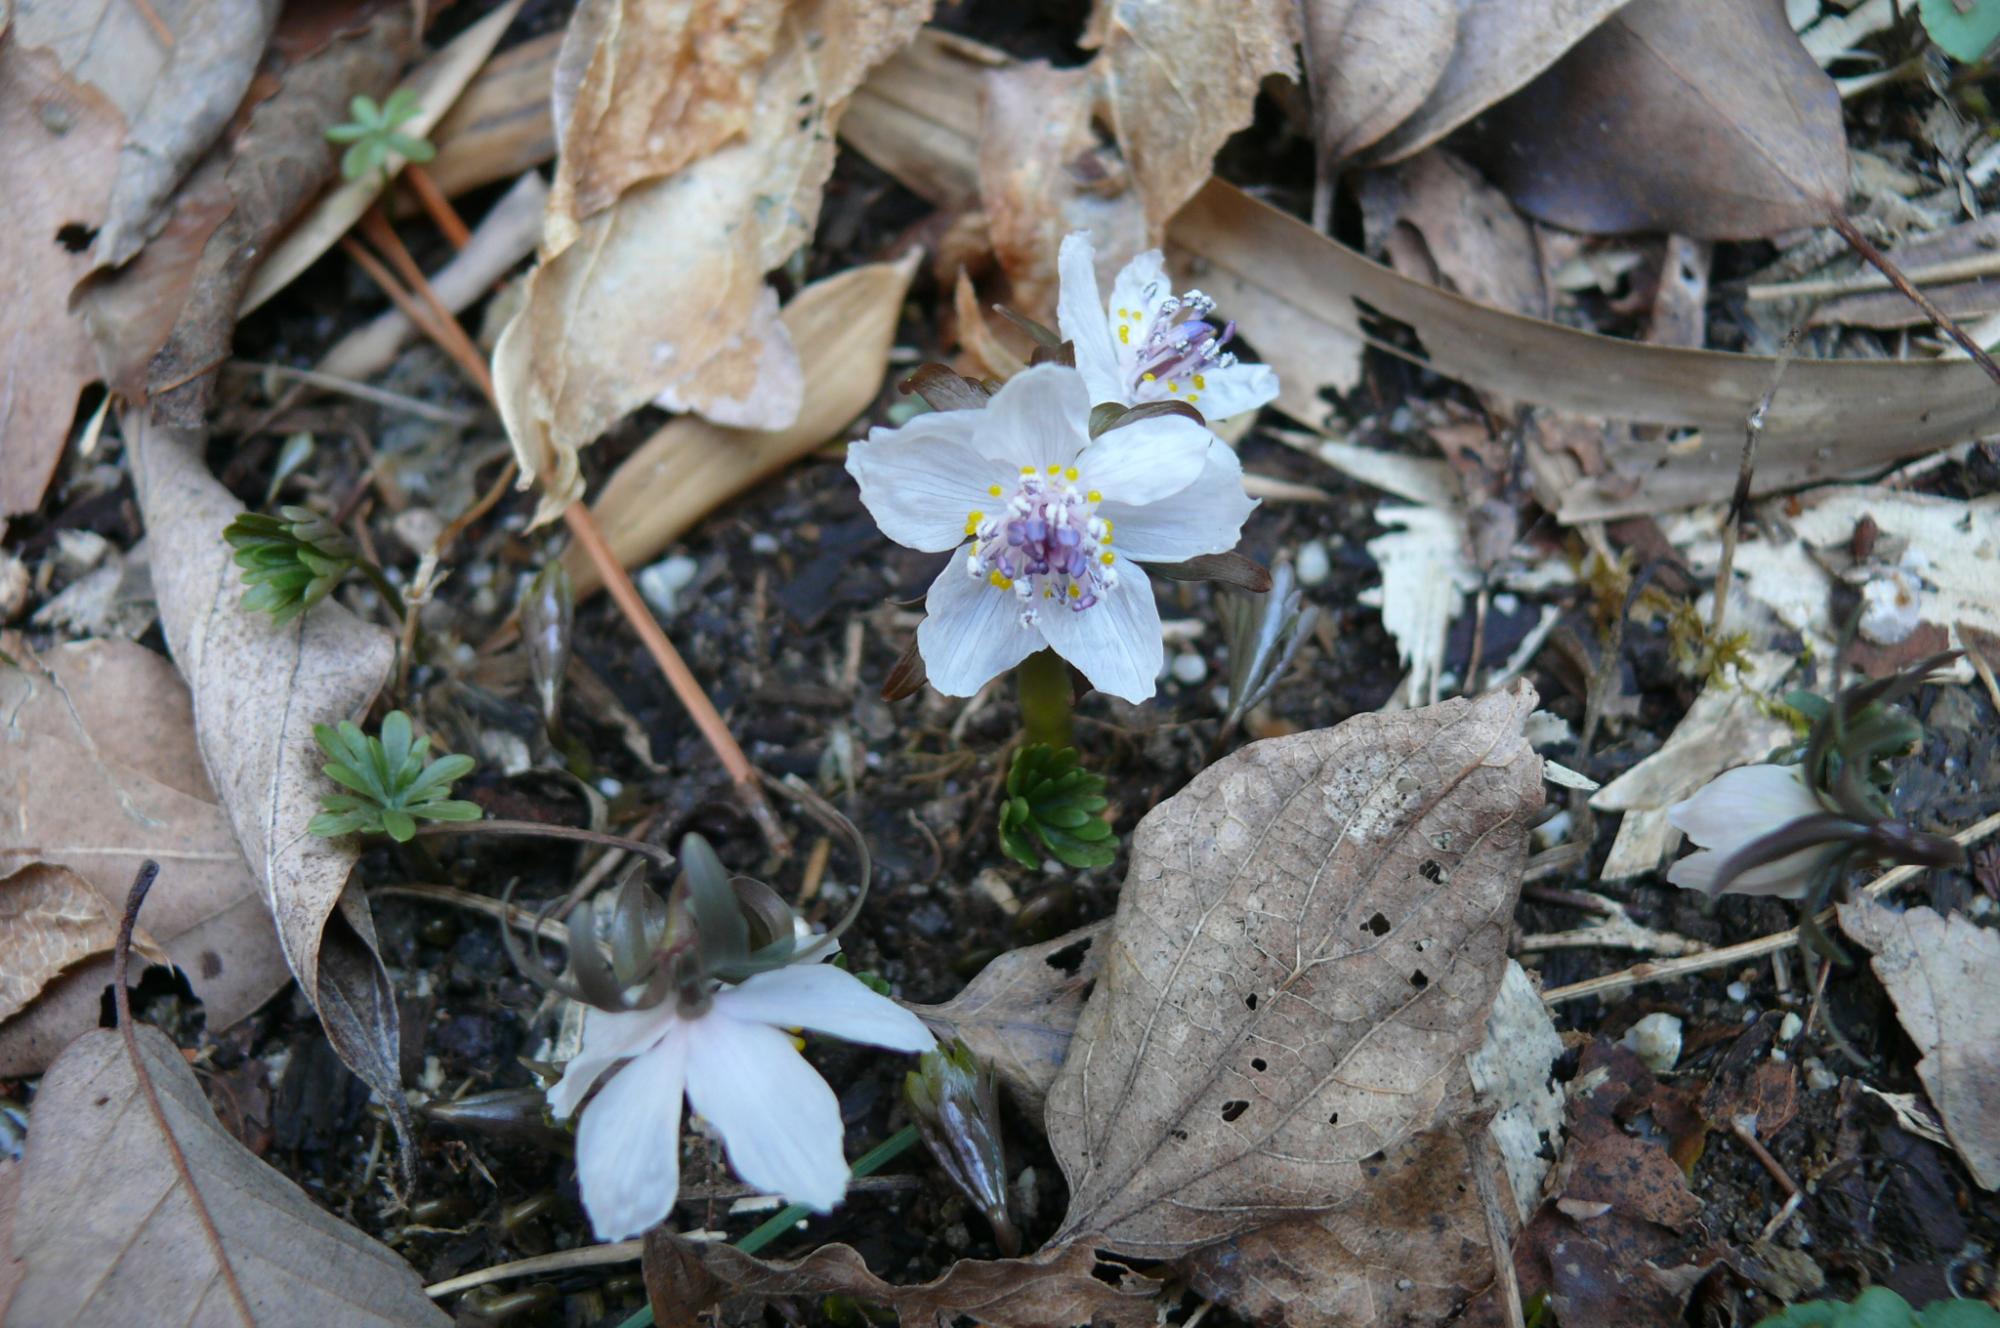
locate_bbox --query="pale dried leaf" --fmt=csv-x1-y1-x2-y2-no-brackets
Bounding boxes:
1045,682,1545,1257
0,637,287,1075
0,1161,19,1318
1468,958,1566,1222
1358,504,1478,709
561,253,920,599
1838,899,2000,1189
1303,0,1457,165
0,865,166,1026
1589,652,1796,813
1357,147,1549,319
1086,0,1298,234
127,417,405,1155
906,923,1107,1112
495,0,931,526
425,31,564,200
952,268,1031,380
0,43,122,518
5,1027,449,1327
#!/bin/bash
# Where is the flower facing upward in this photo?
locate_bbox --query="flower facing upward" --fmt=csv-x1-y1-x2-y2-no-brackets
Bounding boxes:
1057,232,1279,421
846,364,1256,702
1667,763,1835,899
550,960,934,1241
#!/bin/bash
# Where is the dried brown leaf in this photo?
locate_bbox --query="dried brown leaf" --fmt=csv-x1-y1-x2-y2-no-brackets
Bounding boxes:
0,637,287,1075
1044,682,1544,1257
561,253,920,600
495,0,931,526
1357,147,1549,319
1839,899,2000,1189
0,865,165,1026
127,417,405,1158
1810,214,2000,330
1462,0,1847,239
647,1230,1160,1328
0,43,122,518
1303,0,1458,165
424,31,563,200
4,1026,448,1327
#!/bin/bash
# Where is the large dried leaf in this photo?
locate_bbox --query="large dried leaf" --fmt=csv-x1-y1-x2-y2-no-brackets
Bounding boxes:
1044,682,1544,1257
4,1026,449,1327
494,0,931,526
1462,0,1847,239
0,865,165,1027
1303,0,1457,165
0,43,122,518
1839,899,2000,1190
647,1231,1160,1328
561,253,920,599
1357,147,1549,319
0,638,287,1075
127,418,405,1156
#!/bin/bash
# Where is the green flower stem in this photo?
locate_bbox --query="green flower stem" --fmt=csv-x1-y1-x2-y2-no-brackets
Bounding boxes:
614,1125,923,1328
1016,649,1074,750
355,558,408,622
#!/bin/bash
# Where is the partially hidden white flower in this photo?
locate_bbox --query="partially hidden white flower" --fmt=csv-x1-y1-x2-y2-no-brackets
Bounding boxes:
846,363,1257,703
1057,231,1280,421
1666,763,1833,899
549,960,934,1241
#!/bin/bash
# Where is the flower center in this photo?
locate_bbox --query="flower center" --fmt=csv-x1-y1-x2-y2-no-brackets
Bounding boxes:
965,465,1118,622
1114,286,1238,408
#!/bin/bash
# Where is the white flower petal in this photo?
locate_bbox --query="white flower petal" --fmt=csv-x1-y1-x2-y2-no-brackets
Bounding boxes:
916,554,1044,697
1034,555,1162,703
684,1014,851,1213
1668,764,1822,851
1108,249,1172,384
972,364,1090,471
1057,232,1125,406
846,415,1008,552
549,1004,677,1120
1667,845,1828,900
1077,413,1212,506
574,1024,690,1240
1188,361,1279,422
1100,441,1257,563
713,963,936,1052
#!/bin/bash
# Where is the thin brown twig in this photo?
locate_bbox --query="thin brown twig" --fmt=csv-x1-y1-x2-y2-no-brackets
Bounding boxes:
1466,1125,1526,1328
410,817,678,869
1830,213,2000,385
115,862,256,1328
128,0,174,46
372,882,568,942
1712,329,1798,639
402,164,472,248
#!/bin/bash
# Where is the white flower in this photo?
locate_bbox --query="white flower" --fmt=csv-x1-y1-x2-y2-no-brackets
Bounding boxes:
1667,763,1834,899
846,364,1257,703
549,961,934,1241
1057,231,1279,421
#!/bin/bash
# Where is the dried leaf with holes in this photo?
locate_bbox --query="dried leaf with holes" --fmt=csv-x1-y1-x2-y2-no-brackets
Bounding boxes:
4,1026,449,1327
1044,681,1545,1256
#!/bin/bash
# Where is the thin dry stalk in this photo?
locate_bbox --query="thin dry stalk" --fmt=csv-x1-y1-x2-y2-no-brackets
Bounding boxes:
1711,331,1797,639
1831,214,2000,385
424,1239,649,1298
403,163,472,247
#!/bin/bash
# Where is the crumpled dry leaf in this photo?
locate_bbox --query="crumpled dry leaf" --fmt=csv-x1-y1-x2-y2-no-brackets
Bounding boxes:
0,864,167,1027
495,0,931,526
0,637,288,1076
906,922,1107,1112
1302,0,1458,167
561,252,920,599
1839,898,2000,1189
645,1230,1160,1328
0,42,123,518
4,1026,449,1327
1045,681,1545,1257
1358,503,1480,708
1463,0,1847,239
127,418,405,1160
1357,147,1549,319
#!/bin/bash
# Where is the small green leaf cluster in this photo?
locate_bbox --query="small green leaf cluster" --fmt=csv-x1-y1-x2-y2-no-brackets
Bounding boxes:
1918,0,2000,63
223,507,358,625
997,744,1117,870
325,89,434,183
1753,1287,2000,1328
309,711,479,842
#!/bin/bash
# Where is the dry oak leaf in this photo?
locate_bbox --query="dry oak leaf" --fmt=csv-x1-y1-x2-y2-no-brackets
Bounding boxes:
4,1026,448,1327
1302,0,1459,167
0,864,168,1028
0,637,287,1077
1839,898,2000,1189
495,0,931,526
128,416,408,1163
1045,681,1545,1258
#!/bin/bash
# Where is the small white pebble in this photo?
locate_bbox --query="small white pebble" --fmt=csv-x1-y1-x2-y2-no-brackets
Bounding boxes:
1770,1048,1789,1063
1805,1058,1838,1092
596,777,624,797
1778,1012,1803,1042
1727,980,1753,1004
1295,538,1331,587
0,552,27,623
637,554,700,617
1532,808,1572,851
1623,1012,1683,1073
1170,651,1209,685
1857,565,1922,645
750,532,781,555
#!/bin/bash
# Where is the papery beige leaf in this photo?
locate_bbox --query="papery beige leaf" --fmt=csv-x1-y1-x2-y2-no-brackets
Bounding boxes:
0,865,168,1027
561,252,920,599
423,32,564,201
0,43,122,518
5,1027,449,1327
0,637,286,1074
1303,0,1457,166
495,0,932,527
1084,0,1297,235
1357,147,1549,319
952,268,1030,380
907,923,1107,1112
127,417,405,1157
1045,682,1544,1258
1839,899,2000,1189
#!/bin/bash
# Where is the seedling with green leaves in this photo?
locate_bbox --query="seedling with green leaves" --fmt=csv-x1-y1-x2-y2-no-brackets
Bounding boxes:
309,711,480,842
1753,1285,2000,1328
223,506,404,624
997,743,1117,870
326,88,434,185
